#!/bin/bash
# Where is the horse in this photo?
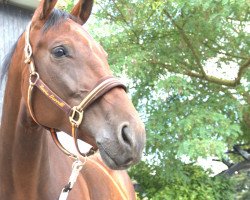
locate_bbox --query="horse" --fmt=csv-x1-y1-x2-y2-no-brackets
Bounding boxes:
0,0,146,199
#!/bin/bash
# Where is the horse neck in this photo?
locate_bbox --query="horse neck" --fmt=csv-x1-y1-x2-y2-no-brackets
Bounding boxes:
0,36,52,199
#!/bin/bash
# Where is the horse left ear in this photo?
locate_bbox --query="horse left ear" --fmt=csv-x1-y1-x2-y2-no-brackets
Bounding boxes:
40,0,58,20
71,0,94,25
32,0,58,22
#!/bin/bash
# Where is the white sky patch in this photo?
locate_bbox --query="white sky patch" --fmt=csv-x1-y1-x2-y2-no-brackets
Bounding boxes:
58,132,93,155
204,54,239,80
181,155,228,176
197,157,228,176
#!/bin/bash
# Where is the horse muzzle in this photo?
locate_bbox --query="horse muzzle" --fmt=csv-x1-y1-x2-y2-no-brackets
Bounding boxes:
96,121,146,170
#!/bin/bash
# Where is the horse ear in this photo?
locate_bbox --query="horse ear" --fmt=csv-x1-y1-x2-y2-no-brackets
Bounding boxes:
32,0,58,22
70,0,94,25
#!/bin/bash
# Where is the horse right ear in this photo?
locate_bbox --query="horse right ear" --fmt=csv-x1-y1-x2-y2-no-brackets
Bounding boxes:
32,0,58,23
71,0,94,25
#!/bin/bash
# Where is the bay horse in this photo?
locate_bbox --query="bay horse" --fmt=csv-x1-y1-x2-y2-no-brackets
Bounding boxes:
0,0,146,199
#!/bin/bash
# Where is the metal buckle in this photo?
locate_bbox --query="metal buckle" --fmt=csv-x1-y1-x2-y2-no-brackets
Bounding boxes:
29,72,39,86
69,106,83,127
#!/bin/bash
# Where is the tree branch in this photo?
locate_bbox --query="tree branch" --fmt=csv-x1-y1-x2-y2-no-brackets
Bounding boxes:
203,40,248,60
213,158,234,168
110,0,140,42
236,57,250,85
163,9,206,75
163,9,250,87
216,145,250,176
151,59,249,87
222,160,250,176
233,145,250,160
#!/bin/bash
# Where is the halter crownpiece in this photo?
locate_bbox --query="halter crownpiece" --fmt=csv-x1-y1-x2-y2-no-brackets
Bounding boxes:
24,22,127,159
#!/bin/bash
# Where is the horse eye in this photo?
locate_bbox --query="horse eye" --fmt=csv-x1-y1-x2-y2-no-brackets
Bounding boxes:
52,47,67,58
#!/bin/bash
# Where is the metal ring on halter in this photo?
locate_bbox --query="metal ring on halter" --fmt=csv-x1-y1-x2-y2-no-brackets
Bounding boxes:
69,106,84,128
29,72,40,86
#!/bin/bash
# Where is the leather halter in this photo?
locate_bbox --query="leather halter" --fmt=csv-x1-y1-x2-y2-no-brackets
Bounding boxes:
24,22,126,159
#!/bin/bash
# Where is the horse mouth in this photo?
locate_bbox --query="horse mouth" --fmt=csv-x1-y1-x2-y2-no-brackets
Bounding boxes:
97,143,133,170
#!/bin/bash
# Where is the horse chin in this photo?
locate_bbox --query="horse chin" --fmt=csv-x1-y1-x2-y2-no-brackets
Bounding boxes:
97,144,133,170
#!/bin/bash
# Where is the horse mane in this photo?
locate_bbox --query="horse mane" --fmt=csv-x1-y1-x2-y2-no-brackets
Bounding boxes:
0,41,18,88
42,9,77,32
0,9,76,87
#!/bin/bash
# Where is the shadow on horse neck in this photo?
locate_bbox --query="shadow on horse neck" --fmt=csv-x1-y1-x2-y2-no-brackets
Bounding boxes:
0,0,146,199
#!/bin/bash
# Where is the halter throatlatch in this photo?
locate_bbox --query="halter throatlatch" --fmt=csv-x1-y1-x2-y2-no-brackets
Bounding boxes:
24,22,126,159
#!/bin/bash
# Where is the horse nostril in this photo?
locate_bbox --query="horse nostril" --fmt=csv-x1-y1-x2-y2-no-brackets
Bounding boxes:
120,124,133,147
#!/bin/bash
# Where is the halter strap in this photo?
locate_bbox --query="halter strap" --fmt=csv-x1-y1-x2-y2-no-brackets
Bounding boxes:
24,22,126,159
69,76,126,127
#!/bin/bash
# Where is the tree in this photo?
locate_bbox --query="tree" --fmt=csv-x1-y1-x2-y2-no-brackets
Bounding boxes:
89,0,250,198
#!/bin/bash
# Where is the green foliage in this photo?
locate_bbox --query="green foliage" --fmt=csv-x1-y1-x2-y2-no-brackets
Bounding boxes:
130,161,235,199
234,170,250,199
81,0,250,198
65,0,74,12
142,74,244,162
58,0,74,12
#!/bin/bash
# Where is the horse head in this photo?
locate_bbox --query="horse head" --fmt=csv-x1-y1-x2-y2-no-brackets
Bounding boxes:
21,0,146,170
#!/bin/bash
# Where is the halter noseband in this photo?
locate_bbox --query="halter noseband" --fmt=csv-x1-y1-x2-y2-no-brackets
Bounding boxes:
24,22,126,159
